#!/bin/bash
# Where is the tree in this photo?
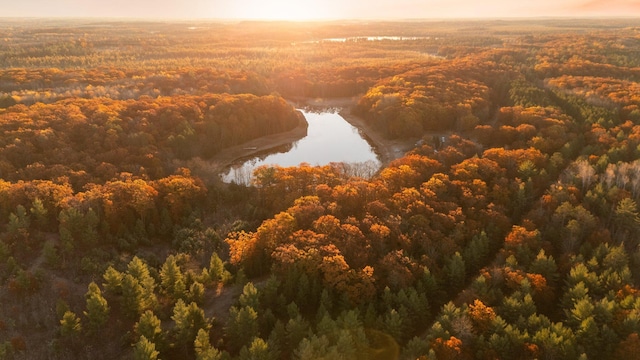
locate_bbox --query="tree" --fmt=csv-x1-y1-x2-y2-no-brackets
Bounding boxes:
238,337,276,360
134,310,163,346
189,281,205,305
529,250,558,284
614,333,640,360
226,231,259,271
121,274,146,317
103,266,123,294
84,282,110,330
531,323,578,360
206,252,228,284
41,239,60,268
431,335,463,360
613,197,640,244
60,310,82,337
574,160,596,192
172,299,210,346
7,205,30,242
294,335,332,360
194,328,221,360
122,257,158,315
29,198,48,230
468,299,496,334
239,282,260,310
285,314,311,354
58,206,98,249
133,335,159,360
226,306,259,353
382,308,406,343
154,171,206,223
102,178,158,231
445,252,466,293
462,231,490,272
160,255,186,300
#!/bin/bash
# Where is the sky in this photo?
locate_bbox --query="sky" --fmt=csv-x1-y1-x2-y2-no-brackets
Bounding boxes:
2,0,640,20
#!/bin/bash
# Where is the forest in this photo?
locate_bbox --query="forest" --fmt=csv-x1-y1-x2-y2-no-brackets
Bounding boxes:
1,18,640,359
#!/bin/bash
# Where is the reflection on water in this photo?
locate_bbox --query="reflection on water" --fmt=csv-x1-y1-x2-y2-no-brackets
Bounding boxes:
221,110,381,184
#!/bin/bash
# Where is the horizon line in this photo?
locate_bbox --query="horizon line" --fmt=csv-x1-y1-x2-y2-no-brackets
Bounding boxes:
1,15,640,22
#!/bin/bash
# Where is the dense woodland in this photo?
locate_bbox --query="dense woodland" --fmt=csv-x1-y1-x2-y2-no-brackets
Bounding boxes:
1,18,640,359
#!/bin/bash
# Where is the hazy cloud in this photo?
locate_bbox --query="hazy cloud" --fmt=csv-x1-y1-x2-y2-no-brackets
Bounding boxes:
2,0,640,19
573,0,640,13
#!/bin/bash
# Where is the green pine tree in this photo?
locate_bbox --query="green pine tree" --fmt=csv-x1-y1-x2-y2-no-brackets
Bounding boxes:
60,310,82,337
133,335,159,360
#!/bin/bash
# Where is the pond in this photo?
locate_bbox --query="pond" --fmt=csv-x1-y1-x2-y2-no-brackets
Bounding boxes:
221,109,381,184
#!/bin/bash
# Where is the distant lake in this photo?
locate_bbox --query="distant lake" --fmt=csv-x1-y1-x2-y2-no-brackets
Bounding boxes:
221,110,381,184
296,36,439,44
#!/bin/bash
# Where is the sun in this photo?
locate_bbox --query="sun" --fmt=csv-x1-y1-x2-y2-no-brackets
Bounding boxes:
228,0,331,21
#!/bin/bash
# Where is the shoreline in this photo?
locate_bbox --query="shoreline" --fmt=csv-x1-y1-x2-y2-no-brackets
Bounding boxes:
200,110,308,176
199,97,416,182
338,106,416,167
294,96,417,166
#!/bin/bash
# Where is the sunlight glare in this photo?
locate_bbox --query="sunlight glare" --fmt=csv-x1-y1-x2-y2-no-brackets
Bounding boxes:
230,0,331,20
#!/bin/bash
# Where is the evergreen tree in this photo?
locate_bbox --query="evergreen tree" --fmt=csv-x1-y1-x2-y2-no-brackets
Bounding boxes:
239,282,260,310
42,240,60,269
189,281,205,305
121,274,145,317
445,252,466,293
160,255,186,300
207,252,227,284
7,205,30,241
125,257,158,313
29,198,48,230
103,266,123,294
226,306,259,353
58,207,98,248
135,310,163,345
462,231,490,272
614,198,640,244
294,335,331,360
127,256,152,281
172,299,210,345
238,337,276,360
133,335,159,360
285,315,310,354
60,311,82,337
194,328,222,360
529,250,558,283
382,308,405,342
84,282,110,330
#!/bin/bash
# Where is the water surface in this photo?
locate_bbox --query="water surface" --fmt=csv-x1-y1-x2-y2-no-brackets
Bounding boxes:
221,110,381,184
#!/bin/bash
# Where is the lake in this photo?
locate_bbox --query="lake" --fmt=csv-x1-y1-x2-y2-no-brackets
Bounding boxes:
221,109,381,184
295,36,439,45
